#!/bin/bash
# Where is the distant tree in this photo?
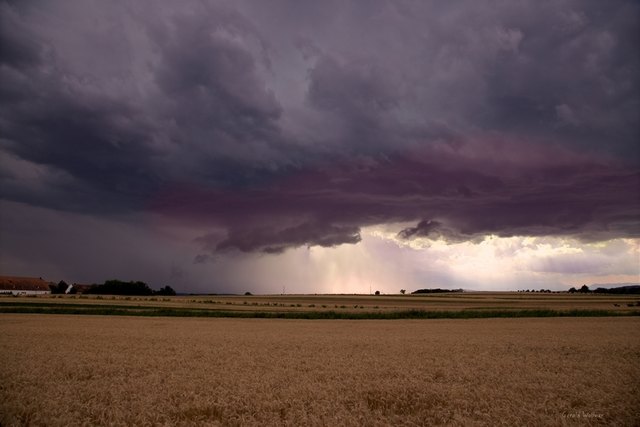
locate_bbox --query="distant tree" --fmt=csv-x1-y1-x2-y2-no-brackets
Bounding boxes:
374,290,381,296
244,291,253,296
568,287,577,293
85,280,154,296
50,280,69,294
400,289,406,295
155,285,176,296
580,285,590,293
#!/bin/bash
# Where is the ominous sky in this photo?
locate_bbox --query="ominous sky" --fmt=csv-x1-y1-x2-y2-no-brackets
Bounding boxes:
1,0,639,293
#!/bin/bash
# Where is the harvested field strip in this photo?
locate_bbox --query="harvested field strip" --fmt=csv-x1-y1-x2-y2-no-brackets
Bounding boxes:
5,293,639,314
0,301,638,319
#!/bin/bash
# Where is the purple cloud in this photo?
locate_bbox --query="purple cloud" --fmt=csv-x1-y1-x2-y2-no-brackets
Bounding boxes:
152,137,639,254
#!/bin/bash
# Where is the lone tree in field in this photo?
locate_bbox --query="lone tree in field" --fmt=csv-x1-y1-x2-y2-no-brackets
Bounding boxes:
374,290,381,296
400,289,406,294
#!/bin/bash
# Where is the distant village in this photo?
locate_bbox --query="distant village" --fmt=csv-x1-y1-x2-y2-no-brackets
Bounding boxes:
0,276,176,296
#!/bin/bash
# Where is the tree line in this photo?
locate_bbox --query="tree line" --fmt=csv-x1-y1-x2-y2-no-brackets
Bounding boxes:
569,284,640,294
50,280,176,296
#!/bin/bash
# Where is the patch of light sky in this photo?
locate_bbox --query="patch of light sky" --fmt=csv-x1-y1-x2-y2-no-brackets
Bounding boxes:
182,225,640,294
285,226,640,294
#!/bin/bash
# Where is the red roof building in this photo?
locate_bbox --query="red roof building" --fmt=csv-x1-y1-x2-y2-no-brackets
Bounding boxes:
0,276,52,295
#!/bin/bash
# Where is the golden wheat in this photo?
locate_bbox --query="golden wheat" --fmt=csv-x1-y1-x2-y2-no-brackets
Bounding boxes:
1,314,638,426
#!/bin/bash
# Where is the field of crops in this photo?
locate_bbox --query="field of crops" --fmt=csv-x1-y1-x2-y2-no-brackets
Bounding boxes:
1,314,638,425
2,292,639,319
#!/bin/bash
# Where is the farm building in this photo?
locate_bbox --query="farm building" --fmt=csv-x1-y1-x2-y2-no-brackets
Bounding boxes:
0,276,52,295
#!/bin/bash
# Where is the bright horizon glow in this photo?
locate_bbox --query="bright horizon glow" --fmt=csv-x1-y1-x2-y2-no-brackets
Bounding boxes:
1,200,637,293
224,227,639,295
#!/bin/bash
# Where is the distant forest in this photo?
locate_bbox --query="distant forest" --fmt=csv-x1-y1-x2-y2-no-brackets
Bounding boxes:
591,285,640,295
566,284,640,294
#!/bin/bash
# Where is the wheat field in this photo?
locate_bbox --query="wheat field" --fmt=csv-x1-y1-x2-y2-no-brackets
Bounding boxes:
1,314,638,426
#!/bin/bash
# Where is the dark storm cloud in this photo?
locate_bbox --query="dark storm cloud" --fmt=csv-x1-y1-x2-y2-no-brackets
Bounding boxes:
398,220,475,244
0,1,295,210
217,222,361,254
476,4,640,158
150,8,286,161
306,55,399,152
0,5,40,69
0,2,160,210
157,139,639,253
1,0,638,254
